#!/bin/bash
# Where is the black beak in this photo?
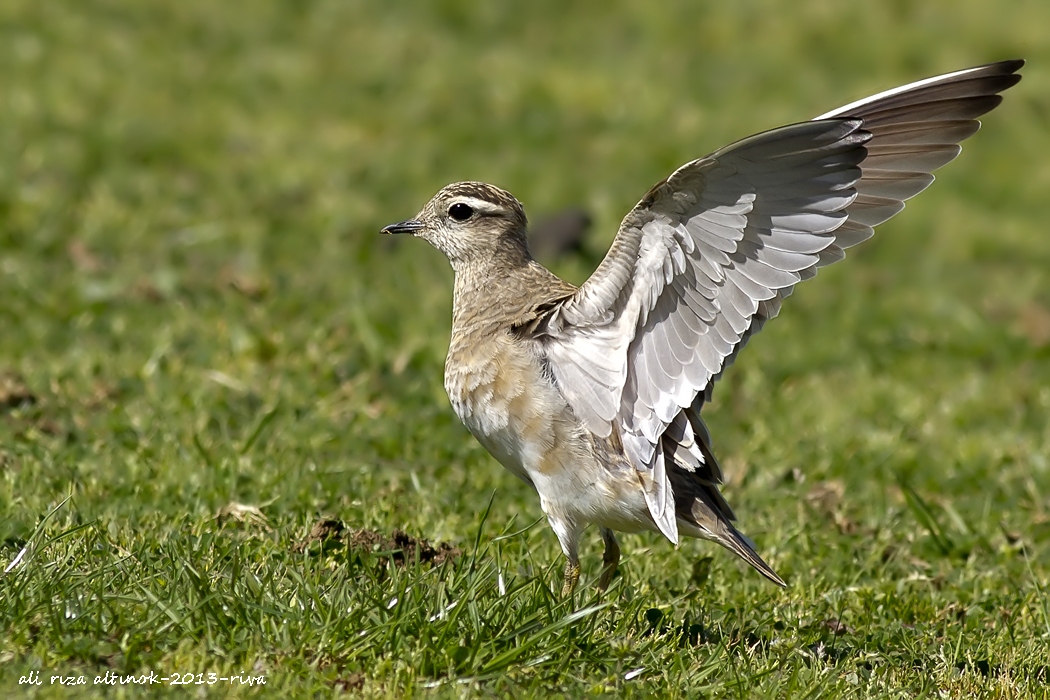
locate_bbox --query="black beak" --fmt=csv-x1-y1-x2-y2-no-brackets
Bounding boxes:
381,219,424,235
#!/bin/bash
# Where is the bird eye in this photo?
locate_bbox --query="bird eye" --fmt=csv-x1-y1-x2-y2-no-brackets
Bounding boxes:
448,203,474,221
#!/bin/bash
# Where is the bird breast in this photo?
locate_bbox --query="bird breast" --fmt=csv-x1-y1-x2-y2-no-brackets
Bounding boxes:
444,327,655,533
444,330,586,485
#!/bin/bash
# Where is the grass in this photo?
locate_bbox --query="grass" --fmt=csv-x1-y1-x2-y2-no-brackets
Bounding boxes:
1,0,1049,696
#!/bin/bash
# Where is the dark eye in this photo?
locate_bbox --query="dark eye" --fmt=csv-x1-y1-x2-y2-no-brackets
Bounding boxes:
448,202,474,221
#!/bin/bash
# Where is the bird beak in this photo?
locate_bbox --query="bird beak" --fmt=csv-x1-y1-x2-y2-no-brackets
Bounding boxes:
381,219,424,235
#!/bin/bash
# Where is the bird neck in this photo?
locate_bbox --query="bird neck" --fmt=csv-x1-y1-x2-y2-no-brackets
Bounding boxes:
450,255,572,334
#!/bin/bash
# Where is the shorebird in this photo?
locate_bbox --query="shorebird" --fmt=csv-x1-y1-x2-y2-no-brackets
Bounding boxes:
382,60,1023,593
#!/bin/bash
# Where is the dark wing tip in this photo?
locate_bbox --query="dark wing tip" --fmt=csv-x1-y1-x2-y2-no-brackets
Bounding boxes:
990,58,1025,73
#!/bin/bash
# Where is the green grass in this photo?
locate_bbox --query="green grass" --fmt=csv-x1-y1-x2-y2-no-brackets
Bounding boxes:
2,0,1049,696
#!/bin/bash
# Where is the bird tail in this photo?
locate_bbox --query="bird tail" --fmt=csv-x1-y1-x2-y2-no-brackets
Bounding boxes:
672,481,787,587
663,417,786,587
716,523,787,587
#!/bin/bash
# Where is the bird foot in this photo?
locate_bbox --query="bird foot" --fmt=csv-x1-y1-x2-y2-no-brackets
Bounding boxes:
562,560,581,596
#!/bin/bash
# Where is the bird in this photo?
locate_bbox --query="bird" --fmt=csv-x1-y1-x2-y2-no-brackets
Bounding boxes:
381,59,1023,593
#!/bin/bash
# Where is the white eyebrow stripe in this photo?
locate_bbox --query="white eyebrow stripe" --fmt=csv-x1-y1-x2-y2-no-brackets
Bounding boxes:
454,196,508,215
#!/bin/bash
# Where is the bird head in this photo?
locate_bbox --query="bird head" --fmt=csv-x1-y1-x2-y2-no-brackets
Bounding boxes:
382,182,530,269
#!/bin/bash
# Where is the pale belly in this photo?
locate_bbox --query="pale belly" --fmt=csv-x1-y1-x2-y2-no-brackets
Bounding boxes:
445,333,652,536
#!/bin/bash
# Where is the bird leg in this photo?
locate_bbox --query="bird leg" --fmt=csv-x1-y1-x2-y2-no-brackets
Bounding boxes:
597,527,620,590
562,557,581,595
551,516,583,595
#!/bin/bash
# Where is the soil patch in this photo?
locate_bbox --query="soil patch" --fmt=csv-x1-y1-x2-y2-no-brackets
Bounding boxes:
296,518,460,566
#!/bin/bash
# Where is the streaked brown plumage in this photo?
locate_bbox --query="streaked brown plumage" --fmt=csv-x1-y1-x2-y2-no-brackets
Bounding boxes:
382,60,1023,592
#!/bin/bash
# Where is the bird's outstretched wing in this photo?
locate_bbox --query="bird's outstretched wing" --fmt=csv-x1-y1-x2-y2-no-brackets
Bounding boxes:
527,59,1023,542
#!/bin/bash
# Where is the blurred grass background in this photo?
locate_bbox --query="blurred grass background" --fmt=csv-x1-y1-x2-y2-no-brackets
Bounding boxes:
1,0,1048,697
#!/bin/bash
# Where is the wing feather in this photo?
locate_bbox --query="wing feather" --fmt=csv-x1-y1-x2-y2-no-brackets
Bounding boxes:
846,194,907,227
831,219,875,249
528,60,1022,542
854,170,935,200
